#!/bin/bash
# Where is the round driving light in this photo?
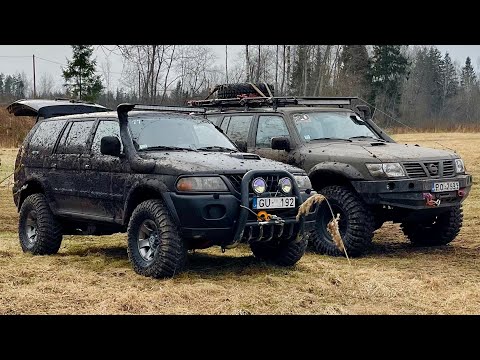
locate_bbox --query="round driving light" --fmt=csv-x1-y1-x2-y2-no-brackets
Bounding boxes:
279,177,292,193
252,177,266,194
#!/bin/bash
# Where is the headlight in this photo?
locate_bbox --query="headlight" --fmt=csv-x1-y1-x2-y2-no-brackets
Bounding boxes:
176,177,228,192
252,177,267,194
455,159,465,174
278,177,293,193
366,163,405,178
294,175,312,189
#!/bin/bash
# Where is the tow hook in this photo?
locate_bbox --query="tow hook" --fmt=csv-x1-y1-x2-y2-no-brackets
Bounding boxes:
423,193,441,207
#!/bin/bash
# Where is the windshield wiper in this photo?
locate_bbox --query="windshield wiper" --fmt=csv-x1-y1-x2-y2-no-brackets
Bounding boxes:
310,137,352,142
196,146,237,152
349,136,385,142
140,145,197,152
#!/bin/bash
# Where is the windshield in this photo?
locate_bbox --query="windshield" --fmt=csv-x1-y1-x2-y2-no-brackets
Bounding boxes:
128,114,237,151
292,112,380,142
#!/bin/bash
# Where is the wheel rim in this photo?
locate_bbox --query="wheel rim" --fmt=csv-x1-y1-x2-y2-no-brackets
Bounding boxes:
25,210,38,245
316,202,348,245
137,219,160,263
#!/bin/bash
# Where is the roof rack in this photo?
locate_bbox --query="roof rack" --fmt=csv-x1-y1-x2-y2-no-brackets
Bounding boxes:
188,96,357,110
117,103,206,114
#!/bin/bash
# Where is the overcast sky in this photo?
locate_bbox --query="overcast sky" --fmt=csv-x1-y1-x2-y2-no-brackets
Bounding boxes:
1,45,479,93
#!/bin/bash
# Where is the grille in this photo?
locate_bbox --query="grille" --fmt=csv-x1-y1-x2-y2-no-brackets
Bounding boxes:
443,160,455,177
225,174,281,193
403,163,426,178
403,160,456,178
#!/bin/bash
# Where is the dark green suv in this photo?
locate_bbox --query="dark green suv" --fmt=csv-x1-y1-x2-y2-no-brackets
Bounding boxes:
191,96,473,257
10,100,318,278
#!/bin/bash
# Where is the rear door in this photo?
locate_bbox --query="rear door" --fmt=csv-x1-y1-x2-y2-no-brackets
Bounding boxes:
50,118,97,216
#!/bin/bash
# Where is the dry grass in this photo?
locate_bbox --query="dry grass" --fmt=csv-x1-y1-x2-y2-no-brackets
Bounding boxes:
0,108,35,148
0,133,479,314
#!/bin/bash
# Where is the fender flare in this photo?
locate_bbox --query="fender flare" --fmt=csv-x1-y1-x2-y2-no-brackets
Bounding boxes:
308,162,365,180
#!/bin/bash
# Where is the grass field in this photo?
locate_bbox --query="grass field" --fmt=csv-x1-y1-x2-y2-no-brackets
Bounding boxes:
0,133,479,314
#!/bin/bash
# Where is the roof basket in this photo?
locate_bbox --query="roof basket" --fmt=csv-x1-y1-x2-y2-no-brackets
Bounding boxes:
188,96,357,110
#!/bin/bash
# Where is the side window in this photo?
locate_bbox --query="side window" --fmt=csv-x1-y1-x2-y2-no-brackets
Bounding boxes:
220,116,230,133
91,121,122,154
207,115,222,126
28,120,67,154
225,115,253,143
255,115,290,148
57,120,95,154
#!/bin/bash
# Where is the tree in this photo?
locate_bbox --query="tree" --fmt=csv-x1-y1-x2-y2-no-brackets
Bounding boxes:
370,45,409,118
460,56,477,89
336,45,371,97
62,45,103,102
442,52,458,100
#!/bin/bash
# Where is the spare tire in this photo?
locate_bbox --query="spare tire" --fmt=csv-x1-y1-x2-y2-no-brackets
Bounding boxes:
216,83,275,99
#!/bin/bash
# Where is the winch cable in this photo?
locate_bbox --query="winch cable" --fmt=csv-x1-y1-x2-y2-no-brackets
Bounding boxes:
357,97,457,153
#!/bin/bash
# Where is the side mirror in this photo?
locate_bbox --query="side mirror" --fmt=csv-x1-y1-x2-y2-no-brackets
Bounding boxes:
235,140,248,152
355,104,372,120
271,137,290,151
100,136,121,157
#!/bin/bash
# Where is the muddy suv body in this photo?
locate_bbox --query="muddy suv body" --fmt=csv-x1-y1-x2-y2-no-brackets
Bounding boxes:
193,96,473,256
10,101,317,278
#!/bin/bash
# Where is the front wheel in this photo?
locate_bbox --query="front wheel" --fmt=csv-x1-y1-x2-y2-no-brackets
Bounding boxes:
127,199,187,278
401,205,463,246
250,236,307,266
309,185,375,257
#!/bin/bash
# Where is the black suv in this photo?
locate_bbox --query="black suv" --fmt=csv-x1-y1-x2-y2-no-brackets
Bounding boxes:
10,100,317,278
193,95,473,257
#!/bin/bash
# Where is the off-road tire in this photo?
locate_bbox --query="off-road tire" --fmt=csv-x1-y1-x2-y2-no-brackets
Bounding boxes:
217,83,274,99
127,199,187,278
18,193,63,255
401,205,463,246
250,236,307,266
310,185,375,257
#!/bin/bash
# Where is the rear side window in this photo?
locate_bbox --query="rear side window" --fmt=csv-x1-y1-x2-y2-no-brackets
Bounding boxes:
207,115,222,126
28,120,67,154
57,120,95,154
225,115,253,143
91,121,122,154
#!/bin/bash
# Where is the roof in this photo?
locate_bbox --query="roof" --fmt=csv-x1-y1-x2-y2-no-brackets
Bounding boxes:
6,98,110,118
39,110,208,122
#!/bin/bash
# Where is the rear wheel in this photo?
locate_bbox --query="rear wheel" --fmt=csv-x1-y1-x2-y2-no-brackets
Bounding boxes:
127,199,187,278
309,185,375,257
18,193,63,255
401,205,463,246
250,236,307,266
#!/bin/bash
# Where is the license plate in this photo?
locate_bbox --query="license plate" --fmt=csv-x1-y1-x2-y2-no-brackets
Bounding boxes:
253,197,295,209
432,181,460,192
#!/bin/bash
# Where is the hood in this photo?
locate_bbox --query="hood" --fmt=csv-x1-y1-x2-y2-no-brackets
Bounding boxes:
141,151,304,175
305,140,457,162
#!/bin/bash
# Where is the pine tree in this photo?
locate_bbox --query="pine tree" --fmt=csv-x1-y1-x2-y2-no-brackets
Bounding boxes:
442,52,458,99
337,45,371,97
62,45,104,102
370,45,409,115
460,56,477,89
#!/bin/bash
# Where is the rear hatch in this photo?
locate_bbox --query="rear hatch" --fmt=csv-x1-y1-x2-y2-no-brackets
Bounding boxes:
7,98,110,120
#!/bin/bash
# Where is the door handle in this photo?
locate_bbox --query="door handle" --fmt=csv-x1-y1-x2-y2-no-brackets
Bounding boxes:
32,150,39,155
85,164,90,169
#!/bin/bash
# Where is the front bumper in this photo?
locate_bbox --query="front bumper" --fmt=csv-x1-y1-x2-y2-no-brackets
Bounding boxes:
351,174,473,210
164,170,317,248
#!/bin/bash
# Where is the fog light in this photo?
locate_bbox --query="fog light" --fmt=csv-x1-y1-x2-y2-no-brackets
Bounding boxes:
252,177,266,194
279,177,292,193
